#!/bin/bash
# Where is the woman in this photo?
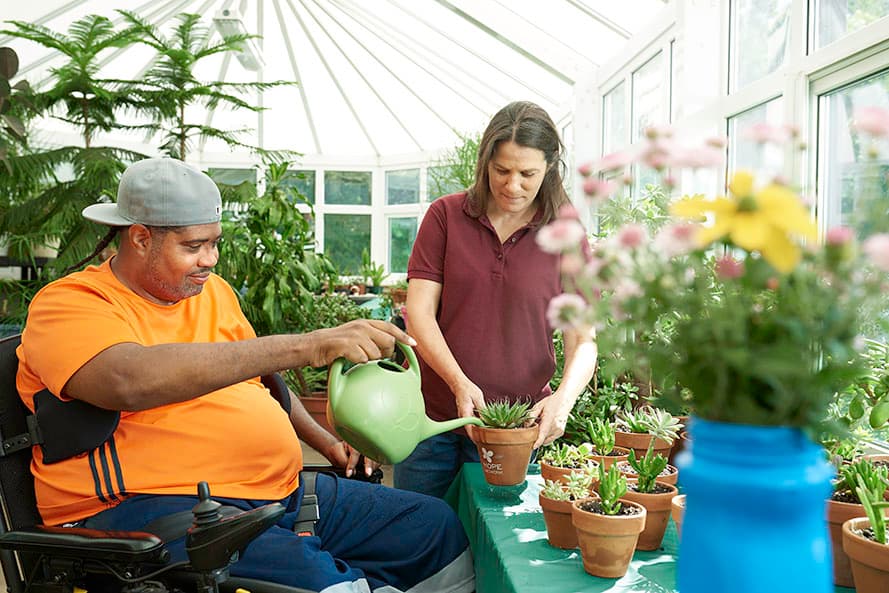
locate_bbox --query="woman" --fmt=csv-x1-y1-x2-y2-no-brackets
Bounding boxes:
394,101,598,498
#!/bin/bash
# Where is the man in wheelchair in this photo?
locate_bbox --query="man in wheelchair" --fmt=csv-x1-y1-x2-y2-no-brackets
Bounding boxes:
11,158,475,593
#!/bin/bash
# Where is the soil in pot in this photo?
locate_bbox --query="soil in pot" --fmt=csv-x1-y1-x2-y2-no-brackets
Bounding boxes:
616,460,679,486
590,446,631,469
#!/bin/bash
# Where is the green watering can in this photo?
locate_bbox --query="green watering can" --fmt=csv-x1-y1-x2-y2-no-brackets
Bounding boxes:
326,341,483,464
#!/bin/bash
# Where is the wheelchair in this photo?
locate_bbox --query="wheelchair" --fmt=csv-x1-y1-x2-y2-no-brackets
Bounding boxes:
0,333,376,593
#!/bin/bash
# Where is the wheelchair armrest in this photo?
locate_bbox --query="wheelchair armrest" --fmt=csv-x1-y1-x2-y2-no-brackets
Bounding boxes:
0,525,168,563
185,502,285,571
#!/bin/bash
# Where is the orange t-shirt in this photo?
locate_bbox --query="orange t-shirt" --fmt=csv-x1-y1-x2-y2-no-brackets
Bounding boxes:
16,260,302,526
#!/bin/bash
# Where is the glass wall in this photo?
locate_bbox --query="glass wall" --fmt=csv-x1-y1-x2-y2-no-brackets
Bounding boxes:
324,214,371,275
728,0,791,91
386,169,420,205
388,217,419,273
726,98,786,178
813,0,889,49
602,82,627,155
818,68,889,238
325,171,372,206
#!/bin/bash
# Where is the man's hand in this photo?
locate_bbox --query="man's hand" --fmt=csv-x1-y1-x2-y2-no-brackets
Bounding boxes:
529,396,570,449
308,319,416,367
453,380,485,440
323,440,382,478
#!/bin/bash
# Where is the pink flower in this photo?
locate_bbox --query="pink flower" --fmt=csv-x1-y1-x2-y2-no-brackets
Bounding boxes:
671,146,725,169
654,223,698,257
706,136,728,149
582,177,616,204
595,151,634,173
863,233,889,272
766,277,780,290
617,224,648,250
558,203,579,219
560,252,585,275
546,293,587,331
743,123,790,144
577,162,593,177
715,255,744,279
536,218,586,254
825,226,854,246
852,106,889,138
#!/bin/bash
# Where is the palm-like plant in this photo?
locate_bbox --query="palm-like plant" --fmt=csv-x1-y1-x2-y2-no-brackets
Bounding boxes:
119,11,293,161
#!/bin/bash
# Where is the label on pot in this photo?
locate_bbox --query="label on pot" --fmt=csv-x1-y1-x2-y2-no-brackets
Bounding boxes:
481,447,504,474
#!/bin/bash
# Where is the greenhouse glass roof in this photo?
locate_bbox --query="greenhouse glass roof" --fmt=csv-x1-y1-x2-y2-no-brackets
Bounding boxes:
2,0,668,162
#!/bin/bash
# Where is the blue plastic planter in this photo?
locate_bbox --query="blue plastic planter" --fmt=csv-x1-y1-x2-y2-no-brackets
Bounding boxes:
676,417,834,593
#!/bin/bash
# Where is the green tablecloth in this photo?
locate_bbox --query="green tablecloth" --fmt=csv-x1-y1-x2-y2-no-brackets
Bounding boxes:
445,463,854,593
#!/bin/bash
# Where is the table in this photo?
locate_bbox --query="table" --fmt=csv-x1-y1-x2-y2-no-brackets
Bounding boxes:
445,463,854,593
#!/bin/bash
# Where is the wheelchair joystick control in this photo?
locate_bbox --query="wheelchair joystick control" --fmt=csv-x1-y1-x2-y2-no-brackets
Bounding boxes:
192,481,222,526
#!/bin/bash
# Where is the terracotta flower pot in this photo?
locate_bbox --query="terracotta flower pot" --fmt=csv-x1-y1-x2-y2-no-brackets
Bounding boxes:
622,480,678,550
614,430,672,459
539,491,597,549
669,429,690,465
300,393,338,437
571,496,646,578
616,461,679,486
473,424,539,486
590,445,631,469
827,498,867,587
842,516,889,592
671,494,686,539
540,459,599,485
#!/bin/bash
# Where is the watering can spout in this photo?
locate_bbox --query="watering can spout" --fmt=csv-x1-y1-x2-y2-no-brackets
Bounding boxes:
419,416,484,441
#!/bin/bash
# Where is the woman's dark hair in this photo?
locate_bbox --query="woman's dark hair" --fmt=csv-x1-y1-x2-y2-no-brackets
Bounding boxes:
466,101,569,225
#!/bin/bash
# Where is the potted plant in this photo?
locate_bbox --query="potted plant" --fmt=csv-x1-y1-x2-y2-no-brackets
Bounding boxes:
620,444,678,550
473,399,539,486
671,494,686,539
571,463,646,578
829,458,889,587
539,119,889,593
613,406,682,459
538,468,596,549
583,417,630,469
842,472,889,592
359,248,389,294
538,441,597,484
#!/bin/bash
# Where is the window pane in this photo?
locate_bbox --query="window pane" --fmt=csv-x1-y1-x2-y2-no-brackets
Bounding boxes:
427,165,468,200
325,171,372,205
819,69,889,237
208,168,257,187
632,51,666,142
389,217,418,273
277,169,315,205
324,214,371,274
603,82,627,154
386,169,420,205
729,0,791,91
727,98,785,178
815,0,889,49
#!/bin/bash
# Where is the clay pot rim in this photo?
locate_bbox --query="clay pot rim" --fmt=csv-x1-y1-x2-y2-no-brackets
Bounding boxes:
571,496,647,518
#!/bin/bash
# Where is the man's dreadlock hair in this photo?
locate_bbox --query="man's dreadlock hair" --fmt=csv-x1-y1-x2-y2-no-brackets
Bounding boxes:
63,227,121,276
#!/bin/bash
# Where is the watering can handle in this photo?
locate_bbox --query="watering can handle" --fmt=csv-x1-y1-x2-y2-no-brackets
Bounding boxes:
328,341,420,403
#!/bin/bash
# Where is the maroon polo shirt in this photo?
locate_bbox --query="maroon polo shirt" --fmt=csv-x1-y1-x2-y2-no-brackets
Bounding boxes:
408,192,563,425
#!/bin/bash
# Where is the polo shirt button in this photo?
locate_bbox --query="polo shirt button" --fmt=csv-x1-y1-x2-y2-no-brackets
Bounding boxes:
497,253,503,259
510,237,516,243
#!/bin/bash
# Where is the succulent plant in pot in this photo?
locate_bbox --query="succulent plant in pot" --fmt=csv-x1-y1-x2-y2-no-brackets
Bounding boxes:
538,441,598,484
829,459,889,587
620,443,679,550
584,417,630,469
538,467,596,549
571,463,646,578
614,406,683,458
841,472,889,592
472,399,539,486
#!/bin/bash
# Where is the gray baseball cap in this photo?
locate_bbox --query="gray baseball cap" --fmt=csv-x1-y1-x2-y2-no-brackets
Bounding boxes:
82,158,222,227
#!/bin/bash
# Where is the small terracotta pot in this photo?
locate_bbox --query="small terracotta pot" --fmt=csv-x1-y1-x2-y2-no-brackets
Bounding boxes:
614,430,673,459
571,497,646,578
540,460,599,485
616,461,679,486
539,491,597,549
590,446,631,470
671,494,686,539
842,516,889,592
623,480,678,550
827,498,867,587
473,424,539,486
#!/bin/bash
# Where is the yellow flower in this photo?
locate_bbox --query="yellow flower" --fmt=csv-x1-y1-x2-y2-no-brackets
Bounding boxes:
670,171,816,273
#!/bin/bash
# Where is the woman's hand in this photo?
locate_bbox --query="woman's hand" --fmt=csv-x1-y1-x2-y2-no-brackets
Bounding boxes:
530,396,570,449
